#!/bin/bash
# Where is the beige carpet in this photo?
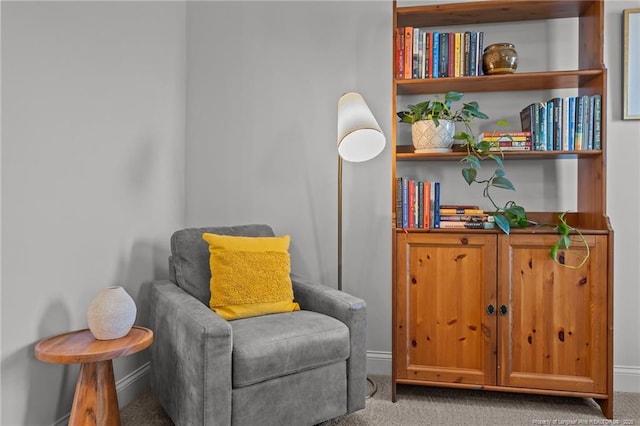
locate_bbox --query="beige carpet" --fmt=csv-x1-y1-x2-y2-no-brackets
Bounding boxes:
121,375,640,425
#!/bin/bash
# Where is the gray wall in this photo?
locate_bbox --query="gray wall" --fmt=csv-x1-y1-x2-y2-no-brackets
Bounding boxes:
1,1,638,425
184,0,392,353
1,2,186,424
605,0,640,389
184,0,640,391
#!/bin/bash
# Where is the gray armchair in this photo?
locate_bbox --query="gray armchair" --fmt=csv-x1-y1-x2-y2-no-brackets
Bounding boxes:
149,225,367,426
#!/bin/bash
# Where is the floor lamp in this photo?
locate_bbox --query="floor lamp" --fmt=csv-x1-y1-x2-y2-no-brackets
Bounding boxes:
336,92,386,398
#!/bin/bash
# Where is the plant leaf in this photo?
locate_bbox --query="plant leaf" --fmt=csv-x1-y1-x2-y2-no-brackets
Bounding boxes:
487,154,504,167
557,222,570,236
476,141,493,152
505,204,526,218
462,167,477,185
464,155,481,168
558,235,571,249
491,176,516,191
494,214,511,234
445,91,463,102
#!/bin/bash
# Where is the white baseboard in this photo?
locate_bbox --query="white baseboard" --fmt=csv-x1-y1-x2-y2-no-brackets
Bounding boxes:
366,350,393,375
613,365,640,393
53,353,637,424
53,362,151,426
366,351,640,393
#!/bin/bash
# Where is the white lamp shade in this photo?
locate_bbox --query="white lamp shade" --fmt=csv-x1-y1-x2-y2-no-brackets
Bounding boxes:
337,92,386,162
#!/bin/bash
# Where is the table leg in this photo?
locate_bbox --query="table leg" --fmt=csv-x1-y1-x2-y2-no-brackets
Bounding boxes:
69,360,121,426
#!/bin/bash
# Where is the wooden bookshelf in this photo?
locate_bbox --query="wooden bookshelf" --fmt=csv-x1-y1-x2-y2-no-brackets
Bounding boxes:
391,0,613,419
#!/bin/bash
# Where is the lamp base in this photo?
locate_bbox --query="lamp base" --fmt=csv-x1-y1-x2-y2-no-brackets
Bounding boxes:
366,376,378,399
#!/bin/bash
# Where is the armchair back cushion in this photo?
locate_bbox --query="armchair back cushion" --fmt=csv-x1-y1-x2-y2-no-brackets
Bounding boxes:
170,224,275,305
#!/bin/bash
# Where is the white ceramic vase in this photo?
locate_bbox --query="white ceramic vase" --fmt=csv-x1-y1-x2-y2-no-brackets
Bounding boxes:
411,119,455,153
87,286,137,340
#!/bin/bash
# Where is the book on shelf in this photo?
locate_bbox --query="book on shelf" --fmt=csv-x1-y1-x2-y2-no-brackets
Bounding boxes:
408,179,416,228
438,221,495,229
404,27,413,79
537,102,547,151
401,177,409,228
412,27,421,79
520,104,536,148
433,182,441,228
440,207,484,215
477,31,484,75
395,178,403,228
426,32,433,78
418,180,423,228
491,140,532,147
439,204,479,209
432,31,439,78
439,32,448,77
395,28,404,79
489,144,532,152
567,96,576,150
562,97,570,150
447,32,454,77
439,214,493,222
587,95,595,150
468,31,477,76
549,97,563,150
593,94,602,149
574,94,585,150
546,99,554,150
453,32,460,77
423,181,431,229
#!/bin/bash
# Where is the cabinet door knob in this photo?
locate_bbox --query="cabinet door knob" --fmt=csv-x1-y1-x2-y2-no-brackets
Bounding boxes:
486,304,495,315
499,305,508,316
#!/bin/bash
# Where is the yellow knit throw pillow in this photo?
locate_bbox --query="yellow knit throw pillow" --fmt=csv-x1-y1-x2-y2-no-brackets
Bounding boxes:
202,233,300,320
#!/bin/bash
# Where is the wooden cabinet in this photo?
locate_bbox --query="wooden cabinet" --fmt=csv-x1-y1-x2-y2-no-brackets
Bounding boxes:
390,2,612,417
395,232,497,386
394,230,612,417
497,234,609,395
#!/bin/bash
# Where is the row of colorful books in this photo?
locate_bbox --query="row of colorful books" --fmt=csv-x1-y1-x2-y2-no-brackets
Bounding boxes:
395,177,495,229
395,28,484,80
520,94,602,151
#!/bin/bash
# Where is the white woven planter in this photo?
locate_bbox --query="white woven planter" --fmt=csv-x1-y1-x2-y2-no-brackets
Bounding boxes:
411,119,455,153
87,286,137,340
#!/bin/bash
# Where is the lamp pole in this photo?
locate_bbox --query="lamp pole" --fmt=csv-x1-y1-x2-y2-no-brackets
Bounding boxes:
338,155,343,291
336,92,385,399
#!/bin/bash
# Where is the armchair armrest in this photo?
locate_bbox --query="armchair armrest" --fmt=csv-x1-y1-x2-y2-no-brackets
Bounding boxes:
290,274,367,413
149,280,232,426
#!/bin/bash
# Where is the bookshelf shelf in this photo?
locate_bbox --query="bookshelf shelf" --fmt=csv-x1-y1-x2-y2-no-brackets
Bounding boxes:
396,70,604,96
395,144,603,160
396,0,597,28
391,0,612,420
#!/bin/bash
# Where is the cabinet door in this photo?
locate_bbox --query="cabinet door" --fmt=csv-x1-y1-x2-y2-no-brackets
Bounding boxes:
396,232,497,385
497,234,608,393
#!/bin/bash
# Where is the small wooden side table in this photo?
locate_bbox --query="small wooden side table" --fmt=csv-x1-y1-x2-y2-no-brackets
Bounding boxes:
35,326,153,426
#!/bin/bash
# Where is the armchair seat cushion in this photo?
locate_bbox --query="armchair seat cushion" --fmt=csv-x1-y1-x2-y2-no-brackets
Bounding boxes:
230,310,350,388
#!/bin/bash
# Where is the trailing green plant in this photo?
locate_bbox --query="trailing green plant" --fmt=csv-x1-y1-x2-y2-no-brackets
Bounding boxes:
398,91,589,267
407,92,529,235
547,212,590,268
454,123,528,235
